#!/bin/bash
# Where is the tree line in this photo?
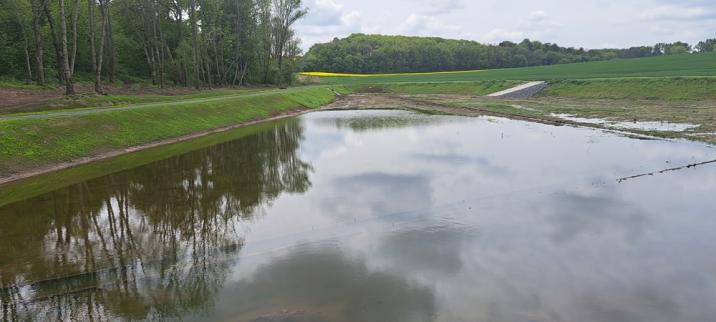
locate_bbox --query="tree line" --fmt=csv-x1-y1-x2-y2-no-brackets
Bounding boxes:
301,34,716,74
0,0,307,95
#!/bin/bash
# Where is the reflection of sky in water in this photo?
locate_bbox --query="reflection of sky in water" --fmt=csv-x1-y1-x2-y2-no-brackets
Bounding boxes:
226,110,716,322
3,109,716,322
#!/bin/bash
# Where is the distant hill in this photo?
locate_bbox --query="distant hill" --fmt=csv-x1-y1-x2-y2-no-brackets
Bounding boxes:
301,33,705,74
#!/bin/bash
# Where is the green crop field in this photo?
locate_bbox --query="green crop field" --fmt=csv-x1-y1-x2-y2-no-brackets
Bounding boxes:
309,53,716,84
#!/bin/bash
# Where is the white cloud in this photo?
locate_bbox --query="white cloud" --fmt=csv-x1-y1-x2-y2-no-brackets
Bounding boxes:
422,0,465,15
399,14,462,37
485,10,561,43
296,0,366,49
295,0,716,51
486,29,525,42
640,5,714,20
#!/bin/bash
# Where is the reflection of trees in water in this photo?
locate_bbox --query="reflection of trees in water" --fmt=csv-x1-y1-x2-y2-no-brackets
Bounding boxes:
0,121,311,321
312,111,456,132
223,247,436,322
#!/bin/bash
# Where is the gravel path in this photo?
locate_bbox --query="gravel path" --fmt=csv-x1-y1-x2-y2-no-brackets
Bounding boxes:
487,81,547,98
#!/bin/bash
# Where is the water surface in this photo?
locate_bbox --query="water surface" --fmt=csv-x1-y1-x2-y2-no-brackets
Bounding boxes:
2,109,716,322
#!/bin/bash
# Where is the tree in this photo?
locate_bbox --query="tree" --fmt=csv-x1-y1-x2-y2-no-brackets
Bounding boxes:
30,0,45,85
43,0,76,95
271,0,306,85
696,39,716,53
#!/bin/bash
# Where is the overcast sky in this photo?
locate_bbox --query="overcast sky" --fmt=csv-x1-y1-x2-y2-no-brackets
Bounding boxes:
295,0,716,51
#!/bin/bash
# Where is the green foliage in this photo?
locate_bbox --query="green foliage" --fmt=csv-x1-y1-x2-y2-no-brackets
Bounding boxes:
301,34,706,74
0,0,307,88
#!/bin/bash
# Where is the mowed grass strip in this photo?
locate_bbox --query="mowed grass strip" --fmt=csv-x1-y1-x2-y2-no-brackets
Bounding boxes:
309,53,716,84
0,86,341,174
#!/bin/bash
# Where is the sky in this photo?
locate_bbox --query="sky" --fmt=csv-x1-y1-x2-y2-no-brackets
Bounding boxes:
294,0,716,51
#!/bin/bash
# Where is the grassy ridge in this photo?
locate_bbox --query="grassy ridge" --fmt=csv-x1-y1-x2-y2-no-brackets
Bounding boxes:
0,86,343,175
309,53,716,84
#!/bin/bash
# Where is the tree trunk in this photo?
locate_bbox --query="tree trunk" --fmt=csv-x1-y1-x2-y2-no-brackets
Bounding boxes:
31,0,45,85
232,0,241,87
13,10,33,84
69,0,80,76
95,2,107,94
58,0,75,95
88,0,99,92
189,0,200,89
105,3,116,83
43,0,62,84
23,38,33,84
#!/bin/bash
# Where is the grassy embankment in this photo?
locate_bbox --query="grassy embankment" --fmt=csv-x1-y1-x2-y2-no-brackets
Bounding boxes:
0,86,347,178
302,53,716,143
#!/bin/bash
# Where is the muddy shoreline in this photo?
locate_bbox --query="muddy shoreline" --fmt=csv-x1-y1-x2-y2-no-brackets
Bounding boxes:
325,94,671,141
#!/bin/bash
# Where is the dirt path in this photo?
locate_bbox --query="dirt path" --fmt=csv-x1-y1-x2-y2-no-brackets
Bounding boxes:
0,85,198,114
486,81,547,98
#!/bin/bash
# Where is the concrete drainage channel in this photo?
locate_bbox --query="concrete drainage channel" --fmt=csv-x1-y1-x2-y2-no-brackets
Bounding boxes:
487,81,547,99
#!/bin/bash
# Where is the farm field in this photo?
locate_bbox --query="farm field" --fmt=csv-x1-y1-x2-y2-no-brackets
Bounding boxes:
302,52,716,84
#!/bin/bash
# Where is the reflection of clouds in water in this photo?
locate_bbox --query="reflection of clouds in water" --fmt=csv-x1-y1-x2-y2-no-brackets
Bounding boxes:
218,247,436,322
537,191,649,244
569,284,683,322
322,173,432,220
379,226,474,276
409,152,509,176
306,110,458,132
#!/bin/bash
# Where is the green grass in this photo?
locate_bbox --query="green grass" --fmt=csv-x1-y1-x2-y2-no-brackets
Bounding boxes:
0,119,293,207
541,78,716,100
0,86,343,175
314,53,716,84
0,76,53,90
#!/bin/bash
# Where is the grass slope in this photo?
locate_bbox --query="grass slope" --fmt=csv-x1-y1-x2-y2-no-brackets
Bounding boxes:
541,78,716,100
307,53,716,84
0,86,343,175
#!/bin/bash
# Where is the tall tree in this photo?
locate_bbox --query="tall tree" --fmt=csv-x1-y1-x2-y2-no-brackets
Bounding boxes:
88,0,108,94
43,0,76,95
271,0,305,85
9,0,33,84
30,0,45,85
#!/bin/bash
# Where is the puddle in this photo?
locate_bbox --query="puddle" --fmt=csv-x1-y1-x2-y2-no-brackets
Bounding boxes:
551,113,700,132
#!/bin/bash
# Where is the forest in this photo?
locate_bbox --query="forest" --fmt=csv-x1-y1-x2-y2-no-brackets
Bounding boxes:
0,0,307,95
301,34,716,74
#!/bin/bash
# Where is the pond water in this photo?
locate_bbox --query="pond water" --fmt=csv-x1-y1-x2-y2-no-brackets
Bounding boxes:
2,109,716,322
